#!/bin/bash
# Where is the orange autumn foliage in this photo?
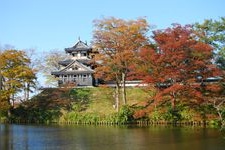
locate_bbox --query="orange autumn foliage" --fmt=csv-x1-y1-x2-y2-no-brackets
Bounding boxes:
134,24,223,118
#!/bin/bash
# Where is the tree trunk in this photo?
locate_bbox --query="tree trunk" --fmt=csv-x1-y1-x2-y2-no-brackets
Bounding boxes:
217,111,223,123
12,93,15,108
0,72,3,90
216,107,224,125
7,97,11,118
121,72,127,105
171,92,176,110
24,83,30,101
213,98,225,125
171,92,178,124
115,82,120,112
24,84,27,101
27,85,30,101
7,109,11,118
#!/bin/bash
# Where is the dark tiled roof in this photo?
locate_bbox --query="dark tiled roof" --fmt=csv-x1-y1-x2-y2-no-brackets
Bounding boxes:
51,70,94,75
65,40,92,53
58,59,73,66
77,59,91,65
58,59,91,66
52,59,94,76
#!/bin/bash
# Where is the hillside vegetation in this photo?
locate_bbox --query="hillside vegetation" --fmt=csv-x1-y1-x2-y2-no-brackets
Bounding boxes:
8,86,224,126
11,87,150,124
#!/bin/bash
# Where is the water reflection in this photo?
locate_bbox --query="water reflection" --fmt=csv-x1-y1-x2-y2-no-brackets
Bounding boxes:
0,124,225,150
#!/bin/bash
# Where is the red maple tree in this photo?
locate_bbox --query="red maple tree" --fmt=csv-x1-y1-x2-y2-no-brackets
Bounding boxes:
134,24,222,118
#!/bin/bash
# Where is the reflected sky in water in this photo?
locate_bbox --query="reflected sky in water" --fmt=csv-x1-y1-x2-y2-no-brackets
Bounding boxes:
1,124,225,150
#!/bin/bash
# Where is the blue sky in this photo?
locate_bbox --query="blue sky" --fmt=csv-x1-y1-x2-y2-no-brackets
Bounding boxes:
0,0,225,53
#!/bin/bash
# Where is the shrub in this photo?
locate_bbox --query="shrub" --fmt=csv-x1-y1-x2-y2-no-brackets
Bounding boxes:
69,88,91,111
163,107,182,123
180,108,194,121
69,88,90,102
149,109,164,121
116,105,134,124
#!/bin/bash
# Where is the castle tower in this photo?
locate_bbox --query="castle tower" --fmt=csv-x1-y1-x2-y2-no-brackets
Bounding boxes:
51,40,94,86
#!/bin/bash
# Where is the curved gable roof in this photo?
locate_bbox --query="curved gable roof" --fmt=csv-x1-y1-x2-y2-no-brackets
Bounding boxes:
65,40,92,53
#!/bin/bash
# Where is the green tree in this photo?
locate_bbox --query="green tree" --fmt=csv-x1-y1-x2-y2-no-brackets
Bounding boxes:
194,18,225,124
194,17,225,69
0,49,36,116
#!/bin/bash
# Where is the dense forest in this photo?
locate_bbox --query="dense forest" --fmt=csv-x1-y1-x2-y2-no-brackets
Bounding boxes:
1,17,225,126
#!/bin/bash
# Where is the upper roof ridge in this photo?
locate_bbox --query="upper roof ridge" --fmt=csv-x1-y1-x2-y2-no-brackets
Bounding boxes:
65,39,92,53
74,40,88,48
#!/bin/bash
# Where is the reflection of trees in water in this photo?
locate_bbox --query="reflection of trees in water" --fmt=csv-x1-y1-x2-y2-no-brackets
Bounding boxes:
220,127,225,139
0,124,30,150
1,125,225,149
0,124,13,150
0,124,10,150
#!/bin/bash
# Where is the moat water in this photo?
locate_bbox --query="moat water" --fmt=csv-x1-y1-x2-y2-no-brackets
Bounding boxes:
1,123,225,150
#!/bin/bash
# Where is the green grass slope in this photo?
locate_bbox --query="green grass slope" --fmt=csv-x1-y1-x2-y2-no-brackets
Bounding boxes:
13,87,150,123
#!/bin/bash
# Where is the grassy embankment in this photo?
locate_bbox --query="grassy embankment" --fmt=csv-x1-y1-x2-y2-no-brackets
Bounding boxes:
8,86,222,126
10,87,150,124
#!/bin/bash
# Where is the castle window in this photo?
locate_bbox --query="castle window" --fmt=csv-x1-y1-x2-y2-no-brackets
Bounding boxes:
81,53,87,56
72,66,78,70
72,53,77,57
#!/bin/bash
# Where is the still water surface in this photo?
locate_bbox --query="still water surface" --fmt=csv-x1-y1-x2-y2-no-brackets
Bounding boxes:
1,123,225,150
